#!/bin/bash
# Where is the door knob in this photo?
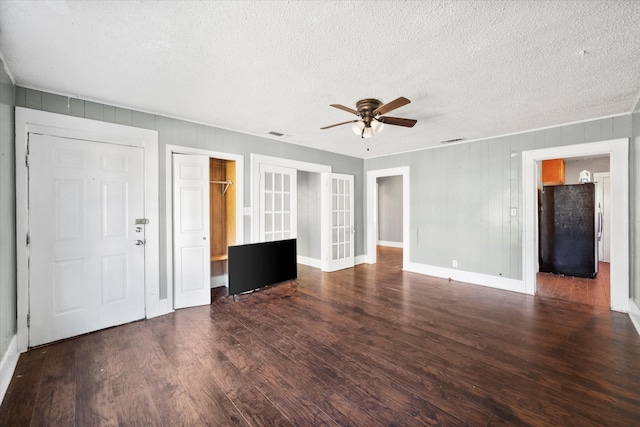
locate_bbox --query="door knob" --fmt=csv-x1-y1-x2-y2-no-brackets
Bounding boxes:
134,240,144,246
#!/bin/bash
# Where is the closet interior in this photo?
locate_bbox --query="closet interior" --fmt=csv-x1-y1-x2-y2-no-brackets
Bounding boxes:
209,158,236,288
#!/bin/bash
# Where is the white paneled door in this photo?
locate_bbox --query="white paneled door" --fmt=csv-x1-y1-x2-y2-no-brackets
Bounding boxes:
326,173,354,272
28,134,146,347
172,154,211,308
259,164,297,242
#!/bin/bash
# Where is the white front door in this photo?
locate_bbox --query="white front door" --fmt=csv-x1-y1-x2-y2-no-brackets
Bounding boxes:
325,173,355,272
28,134,146,347
259,164,297,242
172,154,211,308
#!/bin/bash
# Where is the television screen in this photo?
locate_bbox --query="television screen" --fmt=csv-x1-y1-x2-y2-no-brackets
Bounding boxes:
228,239,297,295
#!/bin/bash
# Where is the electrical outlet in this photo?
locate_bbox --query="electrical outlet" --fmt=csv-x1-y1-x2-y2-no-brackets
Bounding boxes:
452,260,458,268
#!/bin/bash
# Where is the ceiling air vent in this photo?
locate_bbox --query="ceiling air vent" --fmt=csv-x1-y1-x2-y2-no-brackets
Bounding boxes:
439,137,465,144
267,131,285,137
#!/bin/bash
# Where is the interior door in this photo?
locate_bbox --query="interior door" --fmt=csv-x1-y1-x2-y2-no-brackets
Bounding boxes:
325,173,355,272
259,164,297,242
172,154,211,308
28,134,145,347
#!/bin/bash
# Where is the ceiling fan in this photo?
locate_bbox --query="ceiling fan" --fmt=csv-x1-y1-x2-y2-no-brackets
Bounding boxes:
321,97,417,138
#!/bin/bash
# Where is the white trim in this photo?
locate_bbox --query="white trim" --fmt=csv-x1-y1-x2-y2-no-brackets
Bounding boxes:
355,255,367,265
405,263,525,293
365,112,629,160
0,335,18,404
378,240,403,248
629,299,640,337
522,138,629,312
297,255,321,269
366,167,410,268
165,145,244,311
15,108,161,350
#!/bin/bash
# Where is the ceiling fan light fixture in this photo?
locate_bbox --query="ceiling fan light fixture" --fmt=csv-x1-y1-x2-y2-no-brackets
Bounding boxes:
371,120,384,134
362,126,375,138
352,121,365,135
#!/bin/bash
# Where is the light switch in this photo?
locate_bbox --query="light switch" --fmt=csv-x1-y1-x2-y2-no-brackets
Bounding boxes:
510,207,517,217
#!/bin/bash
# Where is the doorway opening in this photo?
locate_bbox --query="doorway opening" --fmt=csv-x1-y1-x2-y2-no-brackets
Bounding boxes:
366,166,410,268
535,155,611,308
522,138,628,312
209,158,236,289
376,175,404,265
166,145,244,310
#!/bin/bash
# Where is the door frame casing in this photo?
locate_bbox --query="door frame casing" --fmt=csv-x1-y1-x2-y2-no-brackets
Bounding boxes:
15,107,160,352
522,138,629,311
165,145,244,311
366,166,410,267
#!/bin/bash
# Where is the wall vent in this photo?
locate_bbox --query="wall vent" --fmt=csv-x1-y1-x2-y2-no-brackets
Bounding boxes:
439,137,465,144
267,131,285,137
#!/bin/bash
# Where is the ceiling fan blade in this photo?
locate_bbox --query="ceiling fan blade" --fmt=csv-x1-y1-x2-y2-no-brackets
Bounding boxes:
378,116,417,128
373,97,411,116
330,104,360,116
321,119,359,130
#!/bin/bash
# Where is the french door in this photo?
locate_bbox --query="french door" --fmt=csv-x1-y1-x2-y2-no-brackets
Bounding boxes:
259,164,297,242
325,173,355,271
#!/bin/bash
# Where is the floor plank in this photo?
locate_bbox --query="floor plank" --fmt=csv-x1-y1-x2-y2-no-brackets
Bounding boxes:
2,247,640,426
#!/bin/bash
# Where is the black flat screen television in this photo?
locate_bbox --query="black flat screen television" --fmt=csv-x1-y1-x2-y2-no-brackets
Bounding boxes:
228,239,297,295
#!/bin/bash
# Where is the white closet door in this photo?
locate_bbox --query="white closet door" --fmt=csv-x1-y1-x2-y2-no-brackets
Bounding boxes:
173,154,211,308
325,173,355,272
29,134,145,347
259,164,297,242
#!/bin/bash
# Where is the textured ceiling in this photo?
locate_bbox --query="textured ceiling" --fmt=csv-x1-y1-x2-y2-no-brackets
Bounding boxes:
1,1,639,159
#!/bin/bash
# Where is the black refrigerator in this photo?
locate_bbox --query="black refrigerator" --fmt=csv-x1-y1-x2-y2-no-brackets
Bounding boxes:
539,183,598,278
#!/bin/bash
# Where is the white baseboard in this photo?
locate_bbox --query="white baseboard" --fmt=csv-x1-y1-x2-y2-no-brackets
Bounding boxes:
0,335,19,405
355,255,367,265
404,262,525,294
297,255,321,269
377,241,403,248
629,299,640,337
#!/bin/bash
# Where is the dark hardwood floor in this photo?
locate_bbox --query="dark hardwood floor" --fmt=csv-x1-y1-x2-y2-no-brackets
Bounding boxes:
536,262,610,308
2,247,640,426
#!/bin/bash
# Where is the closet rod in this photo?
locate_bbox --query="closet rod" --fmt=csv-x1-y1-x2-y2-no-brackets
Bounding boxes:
210,180,233,195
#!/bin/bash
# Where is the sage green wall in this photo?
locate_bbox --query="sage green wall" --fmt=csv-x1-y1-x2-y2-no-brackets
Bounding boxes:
365,115,631,280
378,175,403,243
0,60,16,362
15,87,364,299
631,98,640,307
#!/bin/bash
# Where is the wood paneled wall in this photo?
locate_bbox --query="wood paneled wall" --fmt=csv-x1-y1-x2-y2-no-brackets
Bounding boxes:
365,115,631,281
14,86,364,299
0,62,16,364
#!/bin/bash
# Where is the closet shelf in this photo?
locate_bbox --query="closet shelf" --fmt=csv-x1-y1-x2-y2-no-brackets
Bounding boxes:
211,180,233,195
211,254,228,262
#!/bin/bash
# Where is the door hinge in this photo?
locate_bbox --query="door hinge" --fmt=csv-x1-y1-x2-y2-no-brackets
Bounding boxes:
27,314,30,328
26,154,29,168
26,233,30,245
